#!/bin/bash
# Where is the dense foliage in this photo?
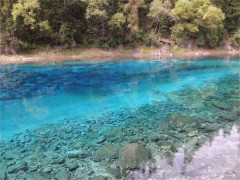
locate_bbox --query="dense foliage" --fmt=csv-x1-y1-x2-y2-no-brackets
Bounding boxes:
0,0,239,53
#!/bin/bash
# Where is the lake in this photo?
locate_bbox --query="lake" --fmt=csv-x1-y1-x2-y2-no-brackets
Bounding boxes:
0,57,240,179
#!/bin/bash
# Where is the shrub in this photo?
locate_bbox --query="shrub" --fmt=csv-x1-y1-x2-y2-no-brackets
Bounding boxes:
232,29,240,48
106,37,118,47
9,38,28,53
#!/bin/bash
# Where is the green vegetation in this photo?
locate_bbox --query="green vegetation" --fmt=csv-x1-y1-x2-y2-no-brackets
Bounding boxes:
0,0,239,54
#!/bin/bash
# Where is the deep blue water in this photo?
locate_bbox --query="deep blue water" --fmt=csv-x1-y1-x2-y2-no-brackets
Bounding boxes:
0,57,240,179
1,58,239,139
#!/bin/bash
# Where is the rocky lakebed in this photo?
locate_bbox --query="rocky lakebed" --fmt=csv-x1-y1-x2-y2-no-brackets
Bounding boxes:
0,65,240,180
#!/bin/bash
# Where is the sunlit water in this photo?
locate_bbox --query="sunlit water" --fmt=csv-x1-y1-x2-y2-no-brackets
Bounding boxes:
0,57,239,179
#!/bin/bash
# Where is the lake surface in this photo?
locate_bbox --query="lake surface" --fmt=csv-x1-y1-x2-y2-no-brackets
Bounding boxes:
0,57,240,179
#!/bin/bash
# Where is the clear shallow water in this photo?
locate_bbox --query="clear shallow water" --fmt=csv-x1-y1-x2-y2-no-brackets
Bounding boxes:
0,57,240,179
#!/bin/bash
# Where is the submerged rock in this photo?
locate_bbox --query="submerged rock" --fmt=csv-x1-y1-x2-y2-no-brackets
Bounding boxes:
106,167,122,179
43,167,52,174
204,123,218,132
96,135,106,144
91,175,107,180
52,157,65,164
220,114,237,121
25,173,49,180
0,163,7,178
55,170,70,180
71,141,85,149
30,145,46,160
0,171,7,180
66,162,79,171
237,111,240,117
118,143,150,169
212,102,231,110
167,113,194,130
206,118,216,123
67,150,88,159
104,128,124,142
92,144,118,162
3,152,16,160
7,161,27,173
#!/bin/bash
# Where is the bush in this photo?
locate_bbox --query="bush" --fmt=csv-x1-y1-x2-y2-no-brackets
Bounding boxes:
232,28,240,48
196,33,206,47
9,38,28,53
135,31,160,46
106,37,118,47
143,31,160,46
59,23,76,49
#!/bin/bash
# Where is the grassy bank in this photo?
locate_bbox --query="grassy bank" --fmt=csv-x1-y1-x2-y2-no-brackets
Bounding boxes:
0,47,239,65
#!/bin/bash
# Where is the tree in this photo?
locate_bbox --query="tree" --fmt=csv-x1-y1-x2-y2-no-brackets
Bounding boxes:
124,0,145,36
85,0,109,44
12,0,50,30
108,13,126,29
148,0,172,36
0,0,29,53
232,28,240,48
0,0,237,53
171,0,225,47
107,12,126,46
11,0,52,46
211,0,240,33
0,0,14,50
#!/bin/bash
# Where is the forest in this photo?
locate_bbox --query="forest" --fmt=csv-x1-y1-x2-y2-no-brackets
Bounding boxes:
0,0,239,54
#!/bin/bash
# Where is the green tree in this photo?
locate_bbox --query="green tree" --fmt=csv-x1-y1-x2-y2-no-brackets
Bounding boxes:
124,0,145,37
171,0,225,47
211,0,240,33
107,12,126,45
0,0,14,51
85,0,109,45
0,0,237,52
232,28,240,47
148,0,172,36
12,0,50,30
108,12,126,29
11,0,53,46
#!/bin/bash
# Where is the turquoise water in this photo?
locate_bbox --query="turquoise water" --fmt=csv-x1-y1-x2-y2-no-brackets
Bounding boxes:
0,57,240,179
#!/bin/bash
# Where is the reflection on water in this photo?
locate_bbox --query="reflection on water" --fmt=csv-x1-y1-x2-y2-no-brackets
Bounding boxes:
0,58,240,179
133,126,240,180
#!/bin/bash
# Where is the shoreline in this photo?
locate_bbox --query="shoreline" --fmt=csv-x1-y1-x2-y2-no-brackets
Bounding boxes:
0,47,239,65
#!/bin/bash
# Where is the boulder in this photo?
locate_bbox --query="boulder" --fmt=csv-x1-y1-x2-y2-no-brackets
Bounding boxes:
118,143,149,169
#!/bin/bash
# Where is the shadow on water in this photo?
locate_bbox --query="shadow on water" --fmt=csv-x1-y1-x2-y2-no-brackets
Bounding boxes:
0,58,240,179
